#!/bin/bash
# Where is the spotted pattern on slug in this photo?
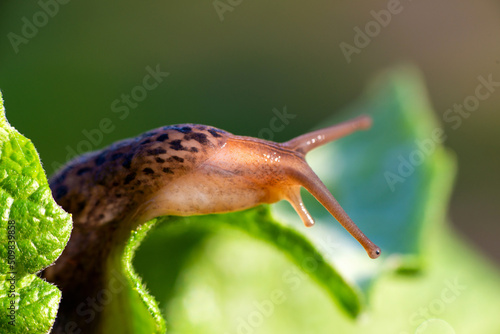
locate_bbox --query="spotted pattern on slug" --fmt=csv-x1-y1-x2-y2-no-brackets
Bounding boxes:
50,124,228,227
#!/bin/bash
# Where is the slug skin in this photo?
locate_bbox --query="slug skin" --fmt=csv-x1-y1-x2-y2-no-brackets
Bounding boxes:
43,117,379,333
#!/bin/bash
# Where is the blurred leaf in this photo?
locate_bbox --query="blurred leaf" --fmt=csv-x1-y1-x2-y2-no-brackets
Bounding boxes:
135,206,362,316
272,66,455,288
319,66,450,258
0,92,72,333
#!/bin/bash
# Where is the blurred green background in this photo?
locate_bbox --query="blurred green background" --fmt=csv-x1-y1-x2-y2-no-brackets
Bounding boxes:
0,0,498,266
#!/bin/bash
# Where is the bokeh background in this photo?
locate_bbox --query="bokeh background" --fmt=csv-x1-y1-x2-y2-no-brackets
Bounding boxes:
0,0,499,265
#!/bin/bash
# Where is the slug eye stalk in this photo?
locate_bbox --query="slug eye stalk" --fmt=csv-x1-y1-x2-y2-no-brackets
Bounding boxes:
282,115,381,259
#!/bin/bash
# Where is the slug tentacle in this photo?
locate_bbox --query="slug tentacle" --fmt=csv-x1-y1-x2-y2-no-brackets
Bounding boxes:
286,164,381,259
283,115,372,154
284,186,315,227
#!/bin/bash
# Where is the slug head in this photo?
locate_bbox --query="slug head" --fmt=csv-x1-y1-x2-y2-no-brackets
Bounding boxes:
263,115,380,259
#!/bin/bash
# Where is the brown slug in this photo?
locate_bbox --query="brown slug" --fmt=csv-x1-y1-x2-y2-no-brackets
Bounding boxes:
43,115,379,333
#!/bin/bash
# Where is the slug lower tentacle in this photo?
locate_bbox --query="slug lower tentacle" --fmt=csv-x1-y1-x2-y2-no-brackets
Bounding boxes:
43,116,379,333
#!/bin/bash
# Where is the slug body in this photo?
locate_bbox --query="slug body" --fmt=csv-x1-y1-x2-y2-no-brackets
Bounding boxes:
44,117,380,332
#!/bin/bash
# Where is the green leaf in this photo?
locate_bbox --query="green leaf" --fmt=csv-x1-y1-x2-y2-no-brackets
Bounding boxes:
0,91,72,333
100,218,166,334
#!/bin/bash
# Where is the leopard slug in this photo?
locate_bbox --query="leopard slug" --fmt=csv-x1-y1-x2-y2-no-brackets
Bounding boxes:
43,115,379,333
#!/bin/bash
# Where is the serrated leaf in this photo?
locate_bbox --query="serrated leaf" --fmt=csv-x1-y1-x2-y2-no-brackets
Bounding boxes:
0,92,72,333
98,218,166,334
0,275,61,334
